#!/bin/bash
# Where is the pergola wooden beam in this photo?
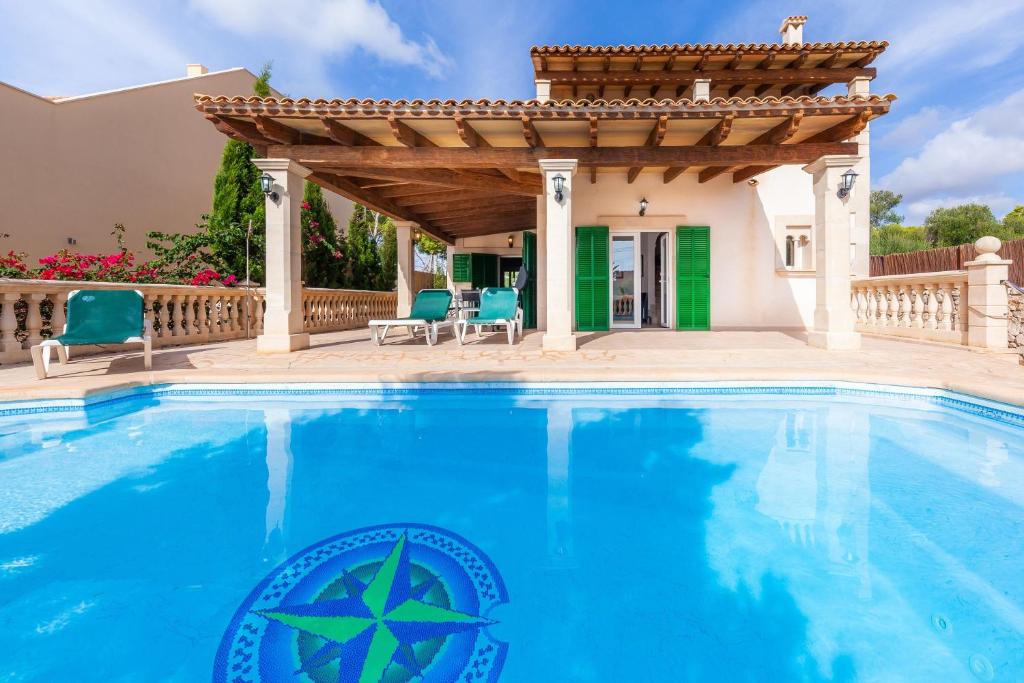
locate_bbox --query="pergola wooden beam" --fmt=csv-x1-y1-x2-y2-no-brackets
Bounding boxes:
322,166,542,196
698,166,733,183
750,112,803,145
732,165,777,183
536,66,875,85
308,172,453,243
802,111,872,143
627,114,668,184
521,115,544,147
205,115,268,151
414,196,536,217
589,115,599,183
263,139,858,170
696,115,734,146
425,206,534,224
663,166,689,183
318,117,377,146
455,115,519,183
447,224,535,238
387,115,435,147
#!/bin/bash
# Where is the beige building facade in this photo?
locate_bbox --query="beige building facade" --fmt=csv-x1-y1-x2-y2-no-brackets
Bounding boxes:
1,66,353,264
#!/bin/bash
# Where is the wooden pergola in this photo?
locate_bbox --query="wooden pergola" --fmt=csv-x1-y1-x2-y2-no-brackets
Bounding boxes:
196,92,893,244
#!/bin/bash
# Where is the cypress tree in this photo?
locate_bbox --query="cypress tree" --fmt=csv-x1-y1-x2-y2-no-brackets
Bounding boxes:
346,205,384,290
207,63,272,283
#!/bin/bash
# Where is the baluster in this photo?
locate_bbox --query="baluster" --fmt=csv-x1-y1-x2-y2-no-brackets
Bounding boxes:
936,287,950,331
142,294,155,341
156,294,170,339
196,294,209,340
24,293,45,347
183,294,196,339
255,294,265,332
906,285,919,329
951,286,962,331
923,285,937,330
1,293,22,356
49,291,68,338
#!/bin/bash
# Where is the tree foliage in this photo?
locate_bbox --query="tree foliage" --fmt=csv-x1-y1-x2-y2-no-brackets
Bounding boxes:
1004,205,1024,235
870,190,904,229
924,203,1003,246
206,63,272,283
301,183,346,288
346,205,385,290
869,225,931,256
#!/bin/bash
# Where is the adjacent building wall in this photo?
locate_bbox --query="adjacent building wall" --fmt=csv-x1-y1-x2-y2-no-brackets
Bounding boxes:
0,70,354,265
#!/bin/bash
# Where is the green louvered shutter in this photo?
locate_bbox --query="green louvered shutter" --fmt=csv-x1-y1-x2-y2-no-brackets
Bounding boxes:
676,226,710,330
575,226,610,331
522,231,537,329
452,253,472,283
471,253,499,289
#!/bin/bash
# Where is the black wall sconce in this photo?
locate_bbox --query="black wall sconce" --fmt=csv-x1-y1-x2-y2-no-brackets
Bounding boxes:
259,172,279,203
639,197,649,217
507,234,515,248
552,173,565,202
837,169,858,199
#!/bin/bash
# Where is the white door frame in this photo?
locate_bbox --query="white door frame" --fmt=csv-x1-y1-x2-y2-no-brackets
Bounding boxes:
610,232,641,329
607,227,674,329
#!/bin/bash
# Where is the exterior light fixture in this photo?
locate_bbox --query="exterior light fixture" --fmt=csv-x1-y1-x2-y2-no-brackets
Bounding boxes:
413,228,422,241
552,173,566,202
259,172,279,202
639,197,649,217
508,234,515,248
837,169,858,199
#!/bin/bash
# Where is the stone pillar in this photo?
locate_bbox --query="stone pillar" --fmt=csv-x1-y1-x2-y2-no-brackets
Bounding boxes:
965,236,1012,350
693,79,711,102
847,77,872,277
539,159,578,351
535,79,552,103
394,221,417,317
803,155,863,350
254,159,311,353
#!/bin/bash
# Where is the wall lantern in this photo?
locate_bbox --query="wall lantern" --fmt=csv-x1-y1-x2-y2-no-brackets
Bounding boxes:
507,234,515,248
552,173,566,202
639,197,649,217
413,228,422,241
837,169,858,199
259,172,279,203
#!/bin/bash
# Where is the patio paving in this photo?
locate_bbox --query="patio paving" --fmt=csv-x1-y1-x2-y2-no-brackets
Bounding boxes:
1,329,1022,406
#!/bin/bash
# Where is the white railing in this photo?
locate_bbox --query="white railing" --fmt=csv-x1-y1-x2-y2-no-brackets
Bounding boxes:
850,271,968,345
0,279,396,364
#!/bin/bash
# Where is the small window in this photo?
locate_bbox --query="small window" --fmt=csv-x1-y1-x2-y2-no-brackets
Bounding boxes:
785,236,795,267
781,226,812,271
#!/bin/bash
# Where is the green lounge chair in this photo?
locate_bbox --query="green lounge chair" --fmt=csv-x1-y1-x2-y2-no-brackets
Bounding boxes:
31,289,153,379
455,287,522,345
369,289,454,346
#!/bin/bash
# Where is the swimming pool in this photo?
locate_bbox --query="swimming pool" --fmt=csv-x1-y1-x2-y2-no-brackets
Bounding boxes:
0,382,1021,681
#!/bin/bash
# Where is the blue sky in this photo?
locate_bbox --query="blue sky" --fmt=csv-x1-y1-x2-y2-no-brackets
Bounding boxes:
4,0,1024,224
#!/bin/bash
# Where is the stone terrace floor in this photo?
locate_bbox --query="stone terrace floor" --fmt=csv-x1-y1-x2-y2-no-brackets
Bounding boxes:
1,329,1022,406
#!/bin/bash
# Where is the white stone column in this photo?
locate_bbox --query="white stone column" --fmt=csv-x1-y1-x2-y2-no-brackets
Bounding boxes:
254,159,311,353
394,220,417,317
539,159,578,351
848,77,872,277
803,155,863,350
965,236,1012,350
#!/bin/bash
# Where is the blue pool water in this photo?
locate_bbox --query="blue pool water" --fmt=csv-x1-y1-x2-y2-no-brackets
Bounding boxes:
0,384,1022,682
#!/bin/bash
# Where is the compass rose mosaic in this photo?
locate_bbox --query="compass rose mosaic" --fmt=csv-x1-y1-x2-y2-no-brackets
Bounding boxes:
214,523,509,682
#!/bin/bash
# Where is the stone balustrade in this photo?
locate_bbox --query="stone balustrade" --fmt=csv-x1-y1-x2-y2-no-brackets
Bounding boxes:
0,279,396,364
850,271,969,345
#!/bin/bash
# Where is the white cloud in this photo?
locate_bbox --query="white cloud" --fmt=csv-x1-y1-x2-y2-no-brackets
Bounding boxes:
876,106,952,151
880,89,1024,201
188,0,451,79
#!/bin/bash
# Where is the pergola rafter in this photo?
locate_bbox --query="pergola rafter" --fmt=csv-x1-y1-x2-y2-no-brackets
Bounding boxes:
196,93,892,239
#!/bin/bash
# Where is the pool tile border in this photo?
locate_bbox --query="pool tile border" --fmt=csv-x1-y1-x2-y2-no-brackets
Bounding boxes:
1,380,1022,428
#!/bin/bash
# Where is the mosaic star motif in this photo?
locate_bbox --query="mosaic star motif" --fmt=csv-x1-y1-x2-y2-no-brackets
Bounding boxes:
257,533,495,682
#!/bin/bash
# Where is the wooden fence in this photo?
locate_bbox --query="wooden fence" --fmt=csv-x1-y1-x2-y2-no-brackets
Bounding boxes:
869,238,1023,284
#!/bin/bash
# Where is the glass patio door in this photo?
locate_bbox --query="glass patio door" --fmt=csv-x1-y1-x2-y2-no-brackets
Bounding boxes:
611,233,640,328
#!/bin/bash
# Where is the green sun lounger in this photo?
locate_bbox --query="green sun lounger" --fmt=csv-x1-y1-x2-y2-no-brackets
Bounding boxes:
31,289,153,379
369,289,454,346
455,287,522,345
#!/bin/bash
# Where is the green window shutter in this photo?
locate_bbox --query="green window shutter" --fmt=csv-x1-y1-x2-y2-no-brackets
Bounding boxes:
575,226,610,331
676,226,710,330
522,231,537,329
471,253,499,289
452,253,472,283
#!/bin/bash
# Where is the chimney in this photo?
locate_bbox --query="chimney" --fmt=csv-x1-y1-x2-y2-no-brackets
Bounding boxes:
186,64,209,78
778,16,807,45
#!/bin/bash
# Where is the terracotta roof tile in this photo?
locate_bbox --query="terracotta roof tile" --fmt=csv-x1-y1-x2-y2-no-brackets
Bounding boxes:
529,41,887,56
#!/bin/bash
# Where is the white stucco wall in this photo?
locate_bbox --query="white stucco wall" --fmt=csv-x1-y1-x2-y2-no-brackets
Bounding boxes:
444,163,864,331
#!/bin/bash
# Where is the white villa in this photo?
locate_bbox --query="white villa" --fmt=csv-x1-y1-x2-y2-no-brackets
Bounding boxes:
196,16,895,352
